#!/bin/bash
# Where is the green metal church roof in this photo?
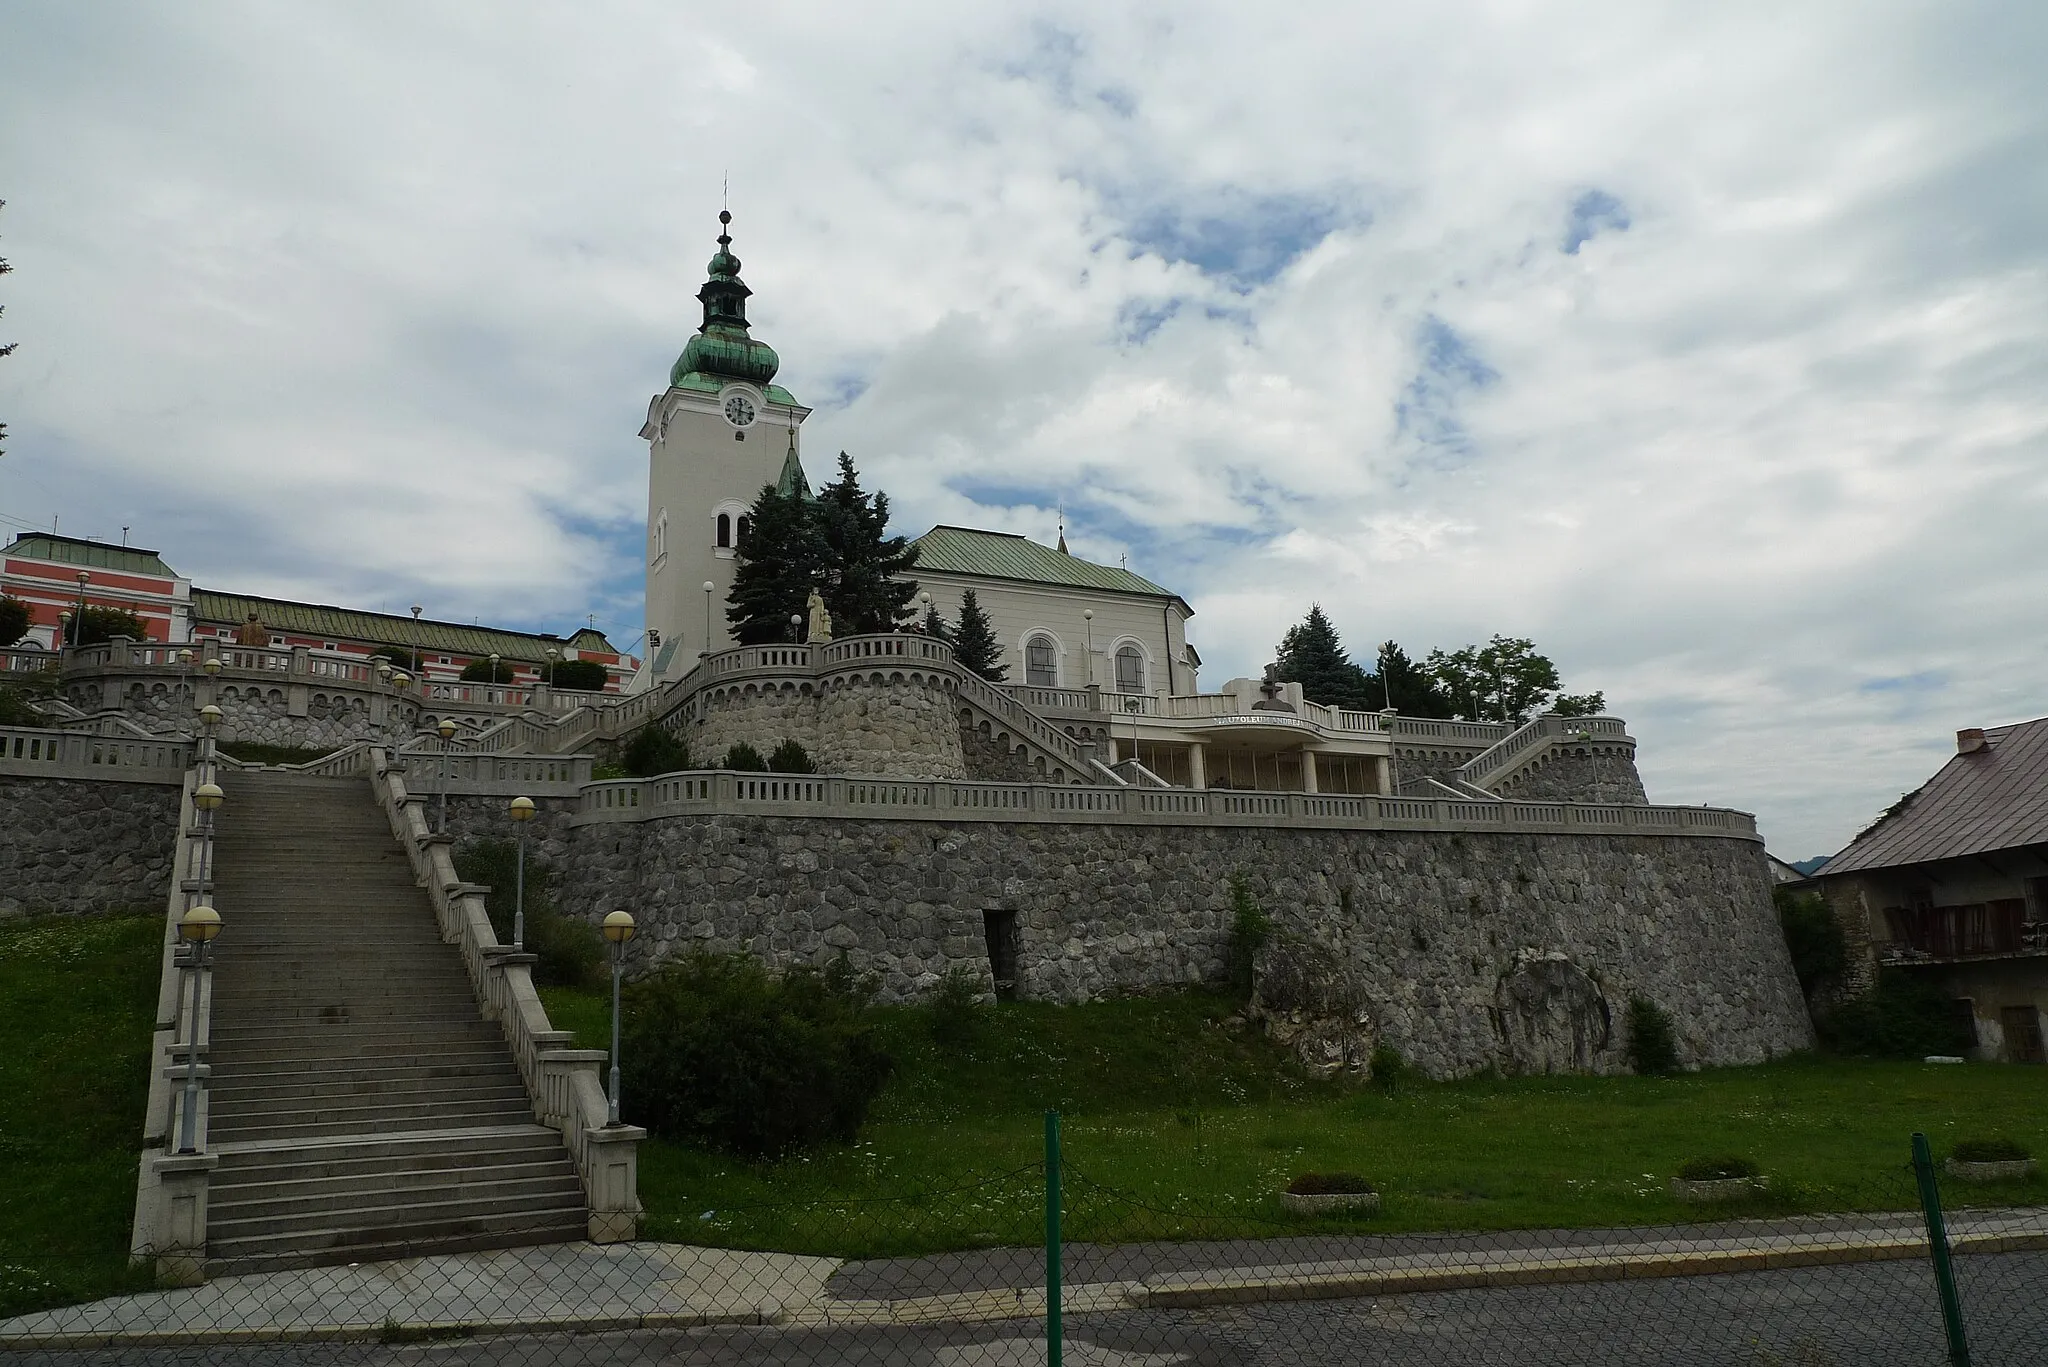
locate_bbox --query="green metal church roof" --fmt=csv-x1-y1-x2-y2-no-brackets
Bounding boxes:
4,533,178,579
910,526,1186,609
190,590,621,664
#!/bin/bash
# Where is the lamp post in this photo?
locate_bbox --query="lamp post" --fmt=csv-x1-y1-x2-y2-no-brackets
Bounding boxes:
487,652,501,701
602,911,636,1125
57,611,70,652
197,704,222,787
393,671,412,765
918,591,933,637
508,796,535,951
193,780,225,895
436,717,457,834
409,604,423,677
176,903,222,1155
1083,609,1095,688
701,582,714,659
177,648,193,711
73,572,90,644
789,612,802,644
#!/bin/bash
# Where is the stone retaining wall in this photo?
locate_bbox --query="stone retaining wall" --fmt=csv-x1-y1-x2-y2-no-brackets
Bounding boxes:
684,674,966,779
555,814,1810,1078
1495,746,1649,805
0,778,180,917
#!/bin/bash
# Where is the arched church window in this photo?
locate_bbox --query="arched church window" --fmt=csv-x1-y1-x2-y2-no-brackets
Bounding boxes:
1025,634,1058,688
737,515,752,546
716,513,731,549
1115,645,1145,693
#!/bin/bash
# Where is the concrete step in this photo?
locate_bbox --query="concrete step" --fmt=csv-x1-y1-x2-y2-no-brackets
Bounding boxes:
210,1081,533,1119
212,1125,569,1173
210,1102,538,1144
212,1069,526,1105
208,1197,589,1252
211,1168,584,1224
205,1216,585,1273
211,1155,573,1204
207,1032,510,1059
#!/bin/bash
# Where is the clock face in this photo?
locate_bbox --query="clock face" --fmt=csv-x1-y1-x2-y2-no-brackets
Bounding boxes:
723,394,757,428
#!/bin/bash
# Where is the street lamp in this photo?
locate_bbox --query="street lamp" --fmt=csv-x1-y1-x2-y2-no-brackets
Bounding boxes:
192,781,224,894
602,911,636,1125
197,704,223,784
73,572,90,644
1083,609,1095,688
57,611,70,650
175,903,222,1155
701,581,715,659
790,612,803,644
487,652,501,698
409,605,424,676
436,716,458,834
177,648,194,709
918,591,933,636
508,796,535,951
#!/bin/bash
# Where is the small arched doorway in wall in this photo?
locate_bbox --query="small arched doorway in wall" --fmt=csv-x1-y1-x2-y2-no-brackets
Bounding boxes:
983,909,1020,1001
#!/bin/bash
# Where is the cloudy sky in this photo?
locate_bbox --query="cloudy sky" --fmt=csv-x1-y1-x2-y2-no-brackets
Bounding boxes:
3,2,2044,857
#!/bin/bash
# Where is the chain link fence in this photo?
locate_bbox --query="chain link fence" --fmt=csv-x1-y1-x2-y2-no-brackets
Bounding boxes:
2,1129,2042,1364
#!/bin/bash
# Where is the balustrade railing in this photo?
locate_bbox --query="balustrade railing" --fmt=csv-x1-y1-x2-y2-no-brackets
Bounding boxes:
571,768,1758,839
0,724,194,777
2,645,57,674
1455,713,1633,792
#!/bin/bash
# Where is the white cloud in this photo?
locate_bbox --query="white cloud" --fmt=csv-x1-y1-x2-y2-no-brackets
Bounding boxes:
2,1,2045,855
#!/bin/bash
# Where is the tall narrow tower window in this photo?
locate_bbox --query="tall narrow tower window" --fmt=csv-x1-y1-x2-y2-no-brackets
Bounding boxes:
737,515,753,546
715,513,731,549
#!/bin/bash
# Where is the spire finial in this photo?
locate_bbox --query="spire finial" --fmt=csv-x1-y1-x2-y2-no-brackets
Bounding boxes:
1057,506,1068,555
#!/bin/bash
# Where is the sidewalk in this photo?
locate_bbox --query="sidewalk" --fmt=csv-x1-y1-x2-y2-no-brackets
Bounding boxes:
5,1209,2044,1348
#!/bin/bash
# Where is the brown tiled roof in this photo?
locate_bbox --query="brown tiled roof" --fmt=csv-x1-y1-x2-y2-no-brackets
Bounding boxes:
1824,715,2048,874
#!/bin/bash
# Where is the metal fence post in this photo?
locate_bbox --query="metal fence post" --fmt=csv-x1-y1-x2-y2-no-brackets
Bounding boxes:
1912,1131,1972,1366
1046,1109,1062,1367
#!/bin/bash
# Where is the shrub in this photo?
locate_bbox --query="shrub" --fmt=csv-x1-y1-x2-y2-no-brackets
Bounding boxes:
0,687,42,726
722,741,768,772
925,968,985,1049
73,606,149,646
1677,1156,1761,1181
767,738,816,774
623,725,689,777
543,658,609,692
1627,997,1680,1075
1286,1172,1375,1195
621,952,894,1157
1952,1138,2030,1163
1776,888,1847,999
369,644,419,672
452,836,602,989
1368,1044,1410,1092
0,594,29,648
459,657,519,683
1225,872,1269,1000
216,742,339,767
1818,971,1975,1059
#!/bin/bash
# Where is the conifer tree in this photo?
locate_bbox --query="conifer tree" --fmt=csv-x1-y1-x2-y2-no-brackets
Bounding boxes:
725,482,825,644
1367,640,1454,718
815,451,919,634
920,601,948,639
1274,604,1372,709
948,588,1006,681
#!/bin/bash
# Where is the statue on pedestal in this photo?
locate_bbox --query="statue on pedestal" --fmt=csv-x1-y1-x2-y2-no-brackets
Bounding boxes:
806,589,833,644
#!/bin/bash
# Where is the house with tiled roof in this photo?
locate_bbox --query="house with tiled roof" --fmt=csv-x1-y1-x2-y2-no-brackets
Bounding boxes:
1816,716,2048,1063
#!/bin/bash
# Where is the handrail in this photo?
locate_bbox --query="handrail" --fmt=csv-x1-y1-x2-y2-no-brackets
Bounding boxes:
570,769,1760,841
370,751,642,1241
0,724,194,781
1455,714,1632,792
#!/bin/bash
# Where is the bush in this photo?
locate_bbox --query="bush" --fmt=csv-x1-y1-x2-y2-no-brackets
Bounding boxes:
623,725,689,777
1677,1155,1761,1181
451,836,603,989
1226,872,1269,1000
1776,888,1847,999
216,742,339,767
0,594,29,648
1368,1044,1410,1092
1627,997,1680,1075
621,953,894,1157
73,606,149,646
0,687,42,726
1286,1172,1375,1195
1818,971,1975,1059
767,738,816,774
1952,1138,2030,1163
925,968,985,1049
459,657,519,683
544,658,609,692
722,741,768,772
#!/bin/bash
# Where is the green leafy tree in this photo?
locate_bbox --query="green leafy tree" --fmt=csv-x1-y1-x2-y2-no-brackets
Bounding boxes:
1552,691,1607,718
1366,640,1453,718
74,606,149,645
1776,888,1847,1001
542,657,609,691
0,595,29,648
623,724,689,777
458,656,518,683
1425,635,1594,725
948,588,1007,681
816,451,919,635
1274,605,1373,709
726,481,826,644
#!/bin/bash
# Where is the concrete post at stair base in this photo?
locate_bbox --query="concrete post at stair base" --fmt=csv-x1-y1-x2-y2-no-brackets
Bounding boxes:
539,1050,610,1130
584,1124,647,1243
150,1152,219,1287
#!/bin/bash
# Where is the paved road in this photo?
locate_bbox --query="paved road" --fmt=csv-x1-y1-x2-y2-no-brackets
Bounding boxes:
14,1251,2043,1366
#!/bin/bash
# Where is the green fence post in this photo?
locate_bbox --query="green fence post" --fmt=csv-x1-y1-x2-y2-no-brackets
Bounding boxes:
1912,1131,1971,1366
1046,1109,1063,1367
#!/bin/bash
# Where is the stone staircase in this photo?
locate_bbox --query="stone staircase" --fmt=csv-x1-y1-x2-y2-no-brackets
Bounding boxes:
203,770,586,1270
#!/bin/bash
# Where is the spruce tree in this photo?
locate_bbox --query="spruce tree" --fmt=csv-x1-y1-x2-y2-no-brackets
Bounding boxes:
725,482,825,645
816,452,919,635
1274,605,1372,709
920,601,949,639
948,588,1007,681
1368,640,1454,718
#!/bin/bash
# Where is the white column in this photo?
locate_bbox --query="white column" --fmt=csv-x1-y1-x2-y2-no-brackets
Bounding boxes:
1301,749,1319,794
1188,742,1207,790
1376,755,1393,795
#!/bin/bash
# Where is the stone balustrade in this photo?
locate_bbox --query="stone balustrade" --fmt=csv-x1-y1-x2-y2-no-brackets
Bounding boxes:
0,723,193,781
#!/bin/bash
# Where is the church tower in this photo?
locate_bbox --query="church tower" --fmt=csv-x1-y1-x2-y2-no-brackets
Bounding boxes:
639,211,811,680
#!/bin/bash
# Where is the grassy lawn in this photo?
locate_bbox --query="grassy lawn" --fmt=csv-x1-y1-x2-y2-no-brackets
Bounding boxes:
539,984,2048,1258
0,914,163,1318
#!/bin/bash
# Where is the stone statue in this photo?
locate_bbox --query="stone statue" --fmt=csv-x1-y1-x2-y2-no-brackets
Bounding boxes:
805,589,833,644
